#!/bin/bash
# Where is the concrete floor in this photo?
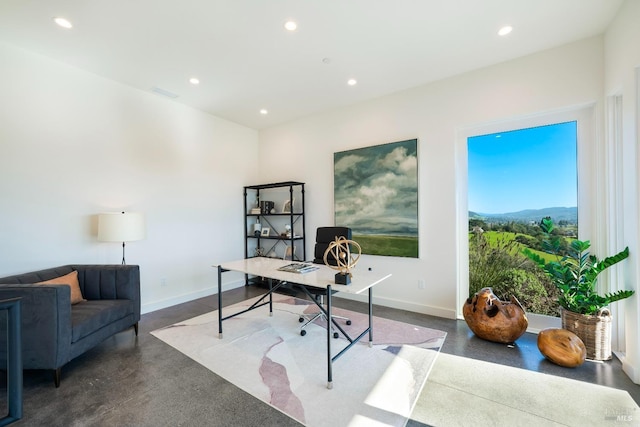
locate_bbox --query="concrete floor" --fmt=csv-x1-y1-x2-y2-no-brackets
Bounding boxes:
2,285,639,426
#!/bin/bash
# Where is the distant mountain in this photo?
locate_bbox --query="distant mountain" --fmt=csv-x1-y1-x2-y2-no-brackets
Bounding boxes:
469,207,577,224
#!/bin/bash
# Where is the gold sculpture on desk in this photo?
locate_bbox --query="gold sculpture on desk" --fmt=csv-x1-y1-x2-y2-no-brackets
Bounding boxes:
323,236,361,285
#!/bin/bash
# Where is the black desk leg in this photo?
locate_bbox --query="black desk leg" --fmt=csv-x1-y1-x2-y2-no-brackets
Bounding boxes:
218,265,223,338
368,287,373,347
268,278,274,316
326,285,333,389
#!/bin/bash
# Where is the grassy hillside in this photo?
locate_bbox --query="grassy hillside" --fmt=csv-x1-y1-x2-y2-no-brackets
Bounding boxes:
473,231,557,263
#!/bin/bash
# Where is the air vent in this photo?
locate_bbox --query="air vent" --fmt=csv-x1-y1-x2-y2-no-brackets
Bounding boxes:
151,86,179,98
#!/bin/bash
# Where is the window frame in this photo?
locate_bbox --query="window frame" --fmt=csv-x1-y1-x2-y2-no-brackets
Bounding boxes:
455,105,596,331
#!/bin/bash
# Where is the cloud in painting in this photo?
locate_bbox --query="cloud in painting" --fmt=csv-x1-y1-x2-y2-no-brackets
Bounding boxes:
334,140,418,236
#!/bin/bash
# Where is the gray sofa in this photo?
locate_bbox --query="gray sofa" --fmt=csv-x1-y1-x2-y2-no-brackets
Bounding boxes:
0,264,140,387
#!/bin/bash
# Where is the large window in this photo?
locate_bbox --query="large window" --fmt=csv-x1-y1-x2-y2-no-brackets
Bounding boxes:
467,122,578,316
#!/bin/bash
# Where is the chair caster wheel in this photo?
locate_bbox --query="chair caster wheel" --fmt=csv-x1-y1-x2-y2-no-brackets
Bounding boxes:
333,332,339,339
301,330,307,336
346,320,352,325
299,317,304,323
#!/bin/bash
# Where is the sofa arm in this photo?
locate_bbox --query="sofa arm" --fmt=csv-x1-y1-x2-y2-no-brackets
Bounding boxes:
0,284,72,369
72,265,141,321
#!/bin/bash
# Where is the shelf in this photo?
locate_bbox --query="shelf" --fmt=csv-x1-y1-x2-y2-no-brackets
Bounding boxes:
246,213,303,216
244,181,304,190
247,235,304,240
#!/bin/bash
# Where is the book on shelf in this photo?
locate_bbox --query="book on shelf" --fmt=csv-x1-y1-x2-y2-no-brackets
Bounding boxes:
277,263,319,274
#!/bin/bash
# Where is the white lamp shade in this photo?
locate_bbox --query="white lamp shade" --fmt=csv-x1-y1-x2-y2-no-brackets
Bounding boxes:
98,212,145,242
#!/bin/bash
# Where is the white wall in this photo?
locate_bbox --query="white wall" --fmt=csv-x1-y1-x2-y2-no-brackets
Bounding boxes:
258,36,604,319
0,42,259,312
604,0,640,383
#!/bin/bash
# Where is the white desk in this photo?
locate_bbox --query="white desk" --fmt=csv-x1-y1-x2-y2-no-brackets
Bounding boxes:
215,257,391,388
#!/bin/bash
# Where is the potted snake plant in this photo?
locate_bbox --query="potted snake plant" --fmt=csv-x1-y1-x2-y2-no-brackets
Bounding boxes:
523,217,633,360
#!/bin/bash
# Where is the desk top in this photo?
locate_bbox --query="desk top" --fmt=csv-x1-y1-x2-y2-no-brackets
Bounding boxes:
217,257,391,295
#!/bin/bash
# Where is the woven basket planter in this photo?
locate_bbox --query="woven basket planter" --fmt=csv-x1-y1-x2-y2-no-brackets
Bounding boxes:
560,308,612,361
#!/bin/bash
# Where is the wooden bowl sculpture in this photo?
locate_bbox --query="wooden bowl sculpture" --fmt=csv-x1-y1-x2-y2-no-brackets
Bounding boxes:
463,287,528,344
537,328,586,367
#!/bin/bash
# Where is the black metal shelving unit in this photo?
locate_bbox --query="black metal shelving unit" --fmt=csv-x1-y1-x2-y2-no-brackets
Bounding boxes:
243,181,306,289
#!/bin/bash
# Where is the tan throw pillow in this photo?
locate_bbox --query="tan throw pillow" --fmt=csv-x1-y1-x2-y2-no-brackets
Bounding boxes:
37,270,85,304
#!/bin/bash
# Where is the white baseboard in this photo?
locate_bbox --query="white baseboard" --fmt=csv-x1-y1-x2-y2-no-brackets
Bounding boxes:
335,293,457,319
523,313,561,334
142,281,456,319
622,358,640,385
141,279,244,314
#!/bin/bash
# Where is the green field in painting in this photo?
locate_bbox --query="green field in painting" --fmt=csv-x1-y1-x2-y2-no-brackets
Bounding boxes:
353,234,418,258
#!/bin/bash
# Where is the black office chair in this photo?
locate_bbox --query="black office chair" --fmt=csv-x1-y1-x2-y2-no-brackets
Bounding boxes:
298,226,352,338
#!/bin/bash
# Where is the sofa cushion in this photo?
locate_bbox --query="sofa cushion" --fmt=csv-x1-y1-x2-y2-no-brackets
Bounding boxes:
37,270,85,304
71,300,133,343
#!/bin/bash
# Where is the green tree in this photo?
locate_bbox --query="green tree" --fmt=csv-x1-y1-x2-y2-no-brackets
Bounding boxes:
469,218,488,232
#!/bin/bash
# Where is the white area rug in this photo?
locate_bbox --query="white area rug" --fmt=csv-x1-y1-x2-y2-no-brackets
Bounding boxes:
413,352,640,426
151,294,446,427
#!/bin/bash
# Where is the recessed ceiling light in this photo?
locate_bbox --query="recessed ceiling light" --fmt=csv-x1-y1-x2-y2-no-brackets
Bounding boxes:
189,77,200,85
260,109,268,115
53,17,73,29
347,79,357,86
498,26,513,36
284,21,297,31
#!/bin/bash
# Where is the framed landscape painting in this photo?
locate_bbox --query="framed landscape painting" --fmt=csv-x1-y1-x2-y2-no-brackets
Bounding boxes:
334,139,418,258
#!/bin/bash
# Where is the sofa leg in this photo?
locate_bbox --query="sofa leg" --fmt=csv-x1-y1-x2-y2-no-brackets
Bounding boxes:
134,322,139,336
54,368,61,388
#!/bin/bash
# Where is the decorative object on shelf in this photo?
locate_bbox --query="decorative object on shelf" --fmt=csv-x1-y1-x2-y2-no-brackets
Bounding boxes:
523,217,633,360
283,198,294,213
97,211,146,265
253,219,262,236
323,236,362,285
260,201,274,214
463,287,528,344
250,207,261,215
254,247,265,257
537,328,586,368
261,227,270,237
283,246,296,261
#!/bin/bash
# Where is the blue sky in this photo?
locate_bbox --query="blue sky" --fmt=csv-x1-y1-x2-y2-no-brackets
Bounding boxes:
468,121,577,214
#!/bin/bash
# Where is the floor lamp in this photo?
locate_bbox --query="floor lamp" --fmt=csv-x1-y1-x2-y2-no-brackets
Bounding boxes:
98,212,145,264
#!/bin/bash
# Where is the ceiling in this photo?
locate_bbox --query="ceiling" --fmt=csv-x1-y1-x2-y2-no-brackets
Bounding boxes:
0,0,623,130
